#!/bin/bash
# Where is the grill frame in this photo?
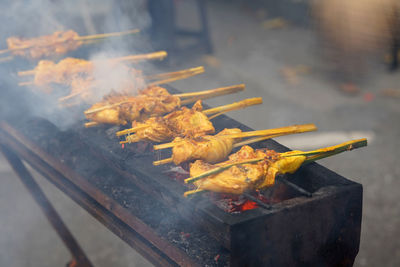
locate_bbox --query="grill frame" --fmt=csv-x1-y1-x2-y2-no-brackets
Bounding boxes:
0,88,363,266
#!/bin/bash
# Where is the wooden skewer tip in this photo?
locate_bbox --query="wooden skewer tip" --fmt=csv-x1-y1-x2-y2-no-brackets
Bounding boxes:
153,157,173,166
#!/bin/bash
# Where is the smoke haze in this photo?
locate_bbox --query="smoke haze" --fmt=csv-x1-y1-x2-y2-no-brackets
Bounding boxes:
0,0,153,129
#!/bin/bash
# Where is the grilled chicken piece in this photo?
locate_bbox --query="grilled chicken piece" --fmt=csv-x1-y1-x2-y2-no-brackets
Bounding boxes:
190,146,306,195
32,58,93,93
85,86,180,125
34,58,92,87
7,30,83,59
126,100,215,143
171,128,242,164
31,57,144,96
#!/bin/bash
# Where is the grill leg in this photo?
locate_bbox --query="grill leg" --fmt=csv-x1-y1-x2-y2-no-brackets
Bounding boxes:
196,0,213,54
0,144,93,267
390,40,399,71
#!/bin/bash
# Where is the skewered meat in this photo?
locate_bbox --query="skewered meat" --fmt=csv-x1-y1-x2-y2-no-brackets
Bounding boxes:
30,57,144,96
31,58,93,93
154,124,318,166
171,128,242,164
85,86,180,125
34,58,92,87
189,146,306,195
7,30,83,59
126,100,214,143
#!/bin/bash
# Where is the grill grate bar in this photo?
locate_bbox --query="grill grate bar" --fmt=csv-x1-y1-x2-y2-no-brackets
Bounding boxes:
277,177,313,197
243,192,272,210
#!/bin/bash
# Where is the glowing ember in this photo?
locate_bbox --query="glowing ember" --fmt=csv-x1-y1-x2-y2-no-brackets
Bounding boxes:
241,200,258,211
167,165,293,213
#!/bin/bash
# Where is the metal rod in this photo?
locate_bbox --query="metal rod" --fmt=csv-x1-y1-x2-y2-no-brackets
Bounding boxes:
243,193,272,210
277,177,313,197
0,144,93,267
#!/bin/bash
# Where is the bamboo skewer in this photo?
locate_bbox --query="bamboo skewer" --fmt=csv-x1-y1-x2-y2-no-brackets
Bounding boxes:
175,84,245,98
153,142,178,150
153,124,317,151
152,124,317,166
116,125,151,136
145,66,204,81
0,28,140,55
84,121,99,128
84,84,245,115
0,39,103,55
183,189,206,198
183,139,367,185
202,97,262,116
116,98,263,138
153,158,174,165
281,138,368,161
152,136,270,164
222,124,317,139
84,100,138,115
17,51,168,77
58,66,205,103
179,84,245,105
76,29,140,41
232,134,283,148
81,39,106,46
58,90,84,102
147,66,204,86
116,98,263,145
111,51,167,63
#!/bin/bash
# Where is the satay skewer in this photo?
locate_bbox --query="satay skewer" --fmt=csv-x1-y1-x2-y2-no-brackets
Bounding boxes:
183,138,367,186
75,28,140,41
146,66,204,86
152,124,317,166
0,29,140,55
83,122,99,128
118,98,263,144
153,124,316,150
17,51,168,77
84,84,245,116
203,98,262,116
19,64,202,89
152,133,280,166
58,66,205,103
116,97,262,138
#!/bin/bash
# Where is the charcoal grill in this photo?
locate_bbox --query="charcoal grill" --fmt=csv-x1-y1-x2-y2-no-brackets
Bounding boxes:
0,89,362,266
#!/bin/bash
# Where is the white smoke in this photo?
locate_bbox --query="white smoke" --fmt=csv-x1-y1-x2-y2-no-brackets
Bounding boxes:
0,0,153,129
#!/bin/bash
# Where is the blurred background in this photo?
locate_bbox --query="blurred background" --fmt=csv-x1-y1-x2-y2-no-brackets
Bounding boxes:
0,0,399,266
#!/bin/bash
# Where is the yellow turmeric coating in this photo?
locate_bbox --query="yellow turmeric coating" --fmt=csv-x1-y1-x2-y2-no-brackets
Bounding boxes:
190,146,306,194
126,100,214,143
171,128,242,164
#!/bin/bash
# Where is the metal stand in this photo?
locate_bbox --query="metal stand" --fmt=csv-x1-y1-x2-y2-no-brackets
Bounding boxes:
0,144,93,267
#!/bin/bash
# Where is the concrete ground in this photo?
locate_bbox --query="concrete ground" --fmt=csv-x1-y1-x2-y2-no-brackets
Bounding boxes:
1,0,400,266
